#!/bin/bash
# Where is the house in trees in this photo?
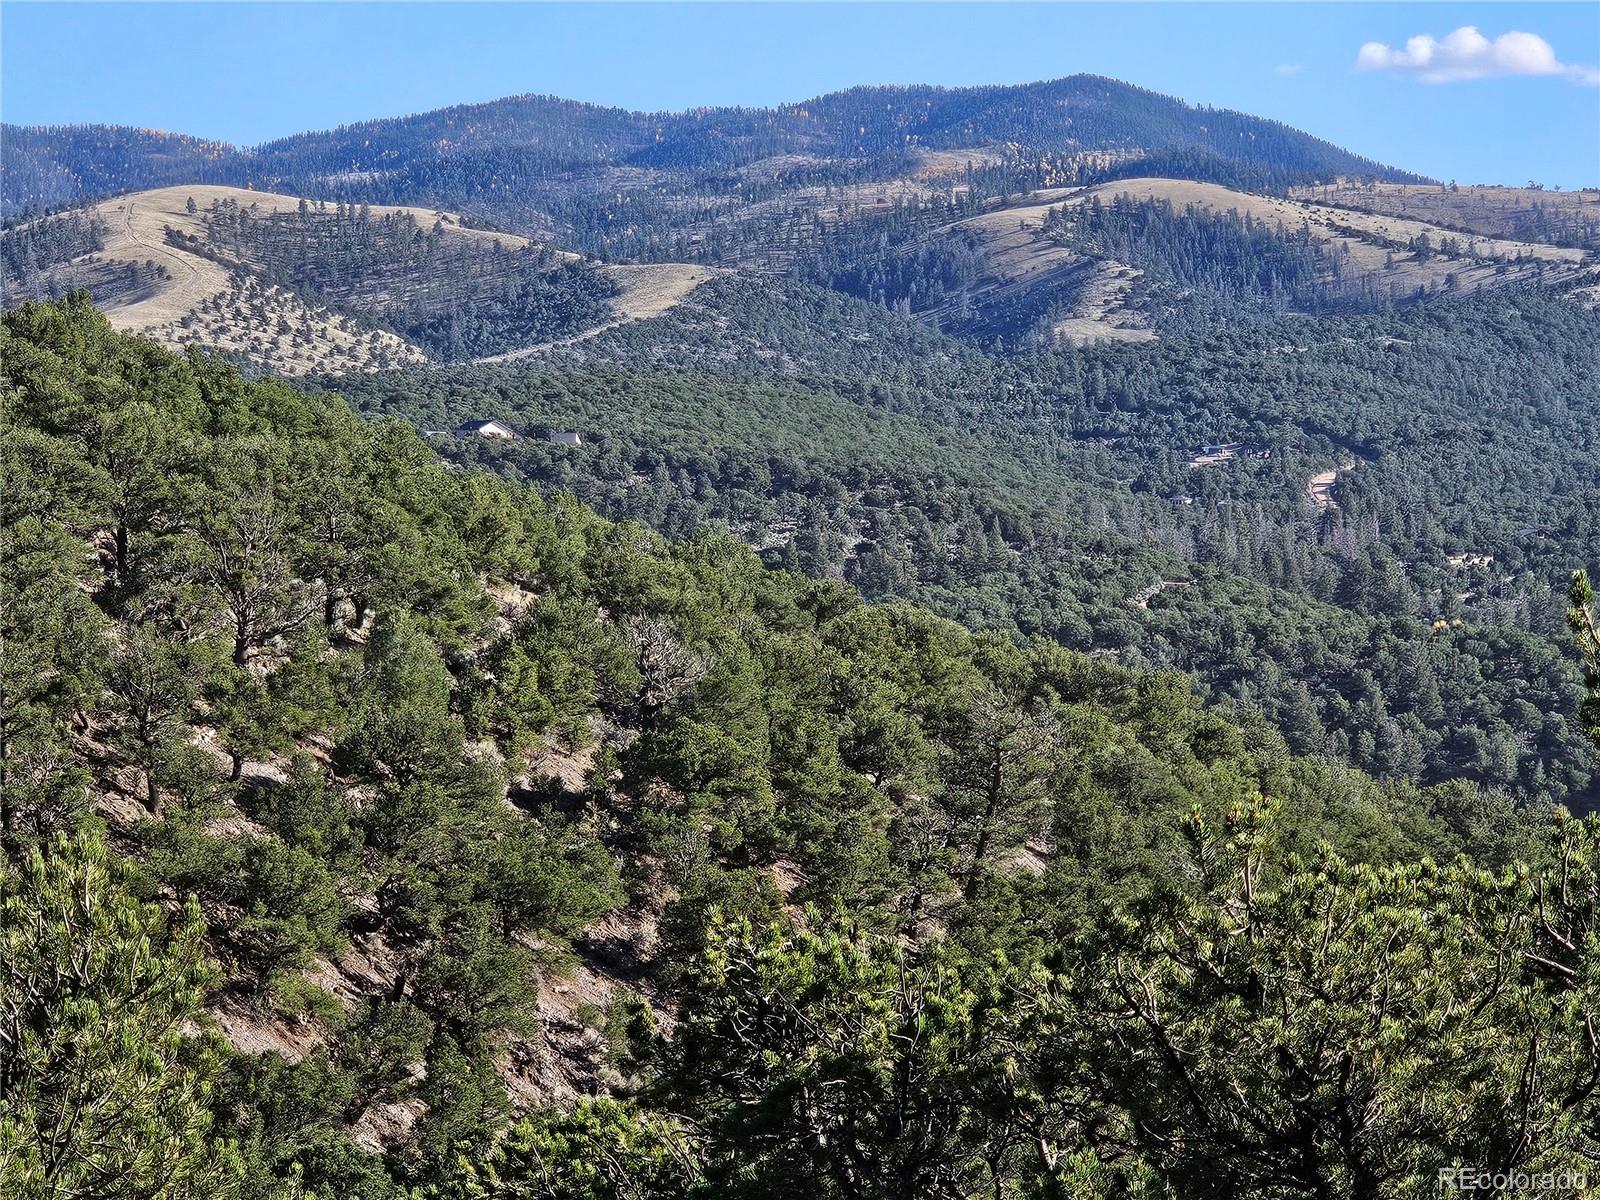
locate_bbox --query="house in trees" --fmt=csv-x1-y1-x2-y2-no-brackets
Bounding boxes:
455,419,519,439
1186,441,1272,469
549,430,583,446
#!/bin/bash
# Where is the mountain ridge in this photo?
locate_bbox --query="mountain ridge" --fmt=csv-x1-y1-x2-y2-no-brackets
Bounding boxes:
3,73,1426,222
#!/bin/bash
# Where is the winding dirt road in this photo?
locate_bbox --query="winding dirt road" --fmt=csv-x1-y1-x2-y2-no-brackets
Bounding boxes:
99,196,232,331
1307,461,1354,511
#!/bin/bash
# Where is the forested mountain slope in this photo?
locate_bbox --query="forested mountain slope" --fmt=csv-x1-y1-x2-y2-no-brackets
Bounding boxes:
11,77,1590,365
4,76,1421,247
0,123,241,214
337,273,1600,810
4,296,1600,1199
249,74,1410,181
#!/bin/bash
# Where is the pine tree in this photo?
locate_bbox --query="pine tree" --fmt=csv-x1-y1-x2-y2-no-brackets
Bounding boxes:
1570,571,1600,748
0,830,243,1199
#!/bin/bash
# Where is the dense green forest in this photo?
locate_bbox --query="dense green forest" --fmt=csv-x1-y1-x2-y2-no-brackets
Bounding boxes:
331,274,1600,810
0,124,239,217
794,194,990,315
4,295,1600,1198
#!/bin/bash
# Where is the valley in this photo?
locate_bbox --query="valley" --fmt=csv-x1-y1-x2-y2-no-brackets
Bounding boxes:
4,60,1600,1200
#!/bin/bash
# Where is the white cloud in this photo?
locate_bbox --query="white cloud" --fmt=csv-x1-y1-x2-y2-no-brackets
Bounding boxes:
1356,25,1598,85
1274,63,1304,77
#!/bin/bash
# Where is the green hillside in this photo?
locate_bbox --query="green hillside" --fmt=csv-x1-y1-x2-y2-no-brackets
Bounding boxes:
337,274,1600,810
4,295,1599,1199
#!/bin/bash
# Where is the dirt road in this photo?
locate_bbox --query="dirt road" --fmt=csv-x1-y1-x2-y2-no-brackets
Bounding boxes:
1307,461,1354,511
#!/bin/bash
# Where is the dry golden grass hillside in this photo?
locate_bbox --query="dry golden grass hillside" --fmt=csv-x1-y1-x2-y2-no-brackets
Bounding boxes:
18,185,717,374
925,177,1594,344
1291,181,1600,249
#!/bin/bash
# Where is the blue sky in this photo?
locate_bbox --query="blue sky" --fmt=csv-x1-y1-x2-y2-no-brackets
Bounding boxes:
2,2,1596,187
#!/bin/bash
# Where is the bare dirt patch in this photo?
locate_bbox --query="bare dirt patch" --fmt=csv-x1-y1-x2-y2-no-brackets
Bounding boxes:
908,146,1006,179
1307,461,1354,512
1050,261,1155,345
1130,578,1193,609
606,262,723,322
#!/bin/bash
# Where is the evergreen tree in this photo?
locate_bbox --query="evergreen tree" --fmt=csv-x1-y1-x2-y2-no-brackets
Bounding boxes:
0,830,243,1199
